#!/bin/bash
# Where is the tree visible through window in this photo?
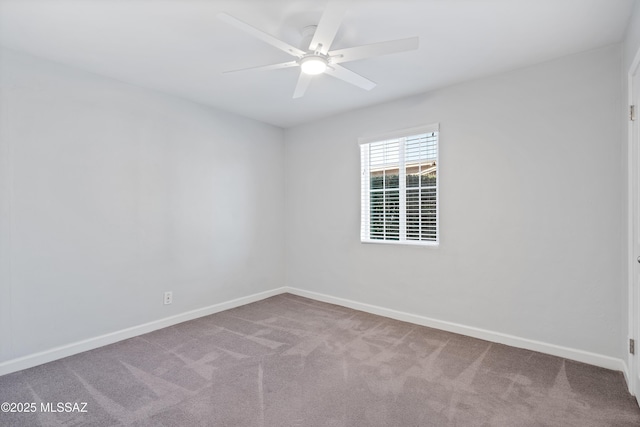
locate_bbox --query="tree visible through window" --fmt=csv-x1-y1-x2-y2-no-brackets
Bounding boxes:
360,125,438,245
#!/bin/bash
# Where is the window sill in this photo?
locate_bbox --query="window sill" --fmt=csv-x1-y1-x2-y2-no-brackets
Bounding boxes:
360,239,439,248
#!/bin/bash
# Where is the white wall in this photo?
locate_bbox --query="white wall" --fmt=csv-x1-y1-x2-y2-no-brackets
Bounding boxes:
622,1,640,373
624,2,640,386
0,48,285,364
285,45,625,359
0,41,628,370
625,1,640,71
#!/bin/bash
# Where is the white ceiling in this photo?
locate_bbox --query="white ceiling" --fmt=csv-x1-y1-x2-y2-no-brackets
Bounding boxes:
0,0,634,128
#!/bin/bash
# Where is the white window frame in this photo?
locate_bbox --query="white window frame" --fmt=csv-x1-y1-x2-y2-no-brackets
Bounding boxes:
359,124,439,246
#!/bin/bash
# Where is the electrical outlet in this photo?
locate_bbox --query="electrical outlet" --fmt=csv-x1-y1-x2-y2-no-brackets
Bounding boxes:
164,291,173,305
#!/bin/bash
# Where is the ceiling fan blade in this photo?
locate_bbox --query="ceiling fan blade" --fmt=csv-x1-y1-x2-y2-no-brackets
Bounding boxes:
218,13,305,57
325,64,376,91
329,37,419,64
309,0,350,54
293,72,313,99
223,60,299,74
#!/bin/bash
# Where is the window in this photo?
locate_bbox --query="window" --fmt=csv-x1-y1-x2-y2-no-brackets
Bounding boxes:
360,124,439,245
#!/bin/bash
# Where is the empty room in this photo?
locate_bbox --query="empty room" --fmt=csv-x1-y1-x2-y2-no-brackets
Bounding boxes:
2,0,640,425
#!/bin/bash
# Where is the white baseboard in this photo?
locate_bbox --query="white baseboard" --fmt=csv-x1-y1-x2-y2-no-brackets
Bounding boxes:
0,285,628,383
622,360,632,394
0,287,287,377
284,287,627,374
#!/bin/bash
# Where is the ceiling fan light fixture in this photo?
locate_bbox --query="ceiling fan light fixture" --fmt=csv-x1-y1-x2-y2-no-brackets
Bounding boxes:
300,56,327,75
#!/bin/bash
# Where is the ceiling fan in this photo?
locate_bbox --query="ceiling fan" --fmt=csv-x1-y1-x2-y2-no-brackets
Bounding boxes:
217,1,419,99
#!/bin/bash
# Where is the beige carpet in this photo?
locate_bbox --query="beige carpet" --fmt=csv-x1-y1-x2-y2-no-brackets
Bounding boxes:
0,293,639,426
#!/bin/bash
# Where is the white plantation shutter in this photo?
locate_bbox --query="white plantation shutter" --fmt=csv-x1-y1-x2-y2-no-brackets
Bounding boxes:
360,124,439,245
